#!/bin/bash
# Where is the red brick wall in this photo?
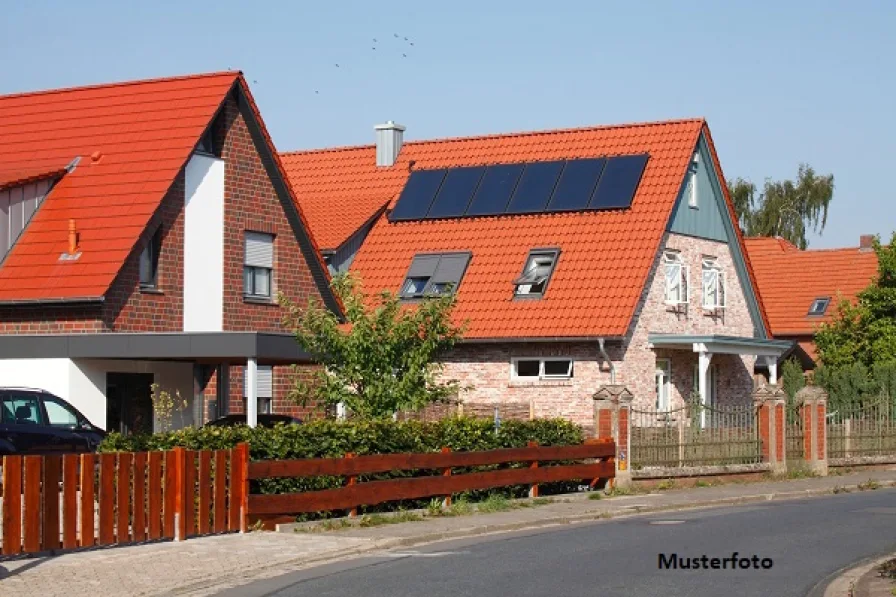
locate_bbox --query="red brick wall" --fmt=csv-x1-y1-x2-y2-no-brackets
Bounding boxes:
0,304,104,333
221,364,319,420
218,98,323,333
104,172,185,331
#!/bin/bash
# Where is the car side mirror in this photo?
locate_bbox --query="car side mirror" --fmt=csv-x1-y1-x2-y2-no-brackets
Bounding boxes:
78,420,93,430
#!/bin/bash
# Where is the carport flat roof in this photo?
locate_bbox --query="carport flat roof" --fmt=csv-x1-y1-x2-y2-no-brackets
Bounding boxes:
0,332,312,364
647,333,793,357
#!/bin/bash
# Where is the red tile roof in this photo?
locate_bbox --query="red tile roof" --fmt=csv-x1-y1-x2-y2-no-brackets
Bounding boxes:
745,237,879,335
0,71,240,302
0,162,70,191
284,119,761,339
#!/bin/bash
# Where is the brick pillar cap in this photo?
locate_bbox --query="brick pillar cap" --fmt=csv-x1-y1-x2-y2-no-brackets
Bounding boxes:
593,384,633,402
752,382,786,404
794,385,828,405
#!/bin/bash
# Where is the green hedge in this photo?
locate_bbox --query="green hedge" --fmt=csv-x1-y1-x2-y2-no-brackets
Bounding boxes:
98,417,586,511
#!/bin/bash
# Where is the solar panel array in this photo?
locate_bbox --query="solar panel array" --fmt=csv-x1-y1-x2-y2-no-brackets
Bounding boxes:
388,154,649,222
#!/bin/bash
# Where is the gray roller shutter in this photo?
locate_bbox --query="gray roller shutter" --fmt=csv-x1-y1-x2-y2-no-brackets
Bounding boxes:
243,365,273,398
245,232,274,268
430,253,471,285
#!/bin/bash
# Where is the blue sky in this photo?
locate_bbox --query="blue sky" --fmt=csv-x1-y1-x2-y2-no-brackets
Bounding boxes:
3,1,894,248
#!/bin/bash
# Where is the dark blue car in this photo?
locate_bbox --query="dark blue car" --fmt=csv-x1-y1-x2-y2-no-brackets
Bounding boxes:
0,387,106,456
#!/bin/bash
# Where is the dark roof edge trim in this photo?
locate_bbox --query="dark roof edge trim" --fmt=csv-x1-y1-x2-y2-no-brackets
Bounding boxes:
460,336,624,344
0,296,104,306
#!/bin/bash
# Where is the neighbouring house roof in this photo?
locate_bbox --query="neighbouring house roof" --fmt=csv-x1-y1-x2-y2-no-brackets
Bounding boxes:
0,72,340,314
283,119,767,340
744,236,879,336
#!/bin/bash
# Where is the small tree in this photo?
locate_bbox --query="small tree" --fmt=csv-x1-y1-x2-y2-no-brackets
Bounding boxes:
781,358,805,403
150,383,189,432
279,273,467,419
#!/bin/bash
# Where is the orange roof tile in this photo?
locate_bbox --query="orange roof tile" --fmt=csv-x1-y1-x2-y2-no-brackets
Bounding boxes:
285,119,738,339
0,71,240,302
745,237,878,335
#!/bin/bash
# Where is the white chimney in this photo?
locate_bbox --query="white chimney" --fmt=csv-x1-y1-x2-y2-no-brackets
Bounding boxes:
374,121,405,167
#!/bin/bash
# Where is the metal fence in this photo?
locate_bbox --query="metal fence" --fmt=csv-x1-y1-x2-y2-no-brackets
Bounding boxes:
785,405,804,462
630,402,761,468
827,399,896,460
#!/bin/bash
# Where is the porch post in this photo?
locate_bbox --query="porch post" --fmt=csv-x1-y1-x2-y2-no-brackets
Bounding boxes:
246,358,258,428
593,384,633,488
765,356,778,386
697,347,712,428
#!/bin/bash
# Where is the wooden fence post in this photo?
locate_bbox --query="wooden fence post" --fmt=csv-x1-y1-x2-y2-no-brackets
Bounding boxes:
441,447,452,507
2,455,23,556
238,443,250,533
345,453,357,518
527,441,539,498
174,447,187,541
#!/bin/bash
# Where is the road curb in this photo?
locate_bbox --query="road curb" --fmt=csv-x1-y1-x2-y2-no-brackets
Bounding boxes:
174,480,896,596
809,553,894,597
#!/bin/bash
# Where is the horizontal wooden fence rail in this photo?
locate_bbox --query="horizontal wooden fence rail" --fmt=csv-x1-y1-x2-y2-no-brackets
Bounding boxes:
0,444,248,557
247,440,616,528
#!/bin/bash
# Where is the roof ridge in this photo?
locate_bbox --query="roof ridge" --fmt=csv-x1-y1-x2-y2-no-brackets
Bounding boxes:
0,70,242,102
280,117,707,158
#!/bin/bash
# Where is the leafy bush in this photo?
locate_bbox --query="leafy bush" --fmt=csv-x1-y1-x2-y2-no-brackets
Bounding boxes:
98,417,586,512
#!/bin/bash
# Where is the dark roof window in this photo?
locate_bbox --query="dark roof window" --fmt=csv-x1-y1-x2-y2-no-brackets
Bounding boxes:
400,252,472,299
514,249,559,298
808,297,831,316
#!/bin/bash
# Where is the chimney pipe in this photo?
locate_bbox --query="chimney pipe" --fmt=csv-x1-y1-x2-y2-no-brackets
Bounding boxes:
68,219,79,255
859,234,874,252
374,121,406,167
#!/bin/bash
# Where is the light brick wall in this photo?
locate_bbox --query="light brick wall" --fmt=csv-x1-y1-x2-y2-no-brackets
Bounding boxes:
440,232,759,429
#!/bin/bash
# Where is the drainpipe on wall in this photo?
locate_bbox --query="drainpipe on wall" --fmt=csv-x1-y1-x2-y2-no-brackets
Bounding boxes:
598,338,616,384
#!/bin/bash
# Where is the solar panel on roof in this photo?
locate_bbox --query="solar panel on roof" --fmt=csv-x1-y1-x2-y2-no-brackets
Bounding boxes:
506,161,565,214
389,169,447,221
426,166,486,219
465,163,525,216
546,158,607,212
588,154,649,210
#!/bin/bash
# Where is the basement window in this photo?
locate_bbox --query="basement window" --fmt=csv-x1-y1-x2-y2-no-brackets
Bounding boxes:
514,249,559,298
808,297,831,316
511,358,573,381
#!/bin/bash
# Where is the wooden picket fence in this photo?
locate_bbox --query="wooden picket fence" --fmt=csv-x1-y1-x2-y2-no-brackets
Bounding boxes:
0,444,248,556
247,439,616,528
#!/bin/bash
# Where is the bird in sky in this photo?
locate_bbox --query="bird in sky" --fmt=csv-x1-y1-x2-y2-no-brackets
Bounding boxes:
373,38,377,42
410,42,415,46
335,63,340,67
402,53,407,58
394,33,398,37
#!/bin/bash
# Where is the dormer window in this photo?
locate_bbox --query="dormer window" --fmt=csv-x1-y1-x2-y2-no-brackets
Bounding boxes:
808,297,830,316
399,252,471,300
663,251,689,305
514,249,559,298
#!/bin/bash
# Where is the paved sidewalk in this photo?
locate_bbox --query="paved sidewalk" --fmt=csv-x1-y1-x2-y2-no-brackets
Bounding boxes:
2,467,896,597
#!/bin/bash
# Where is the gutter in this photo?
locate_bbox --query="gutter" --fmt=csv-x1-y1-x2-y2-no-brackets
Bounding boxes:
598,337,616,383
0,296,105,306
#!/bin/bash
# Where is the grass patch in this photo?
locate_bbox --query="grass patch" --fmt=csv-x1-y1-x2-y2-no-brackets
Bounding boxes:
832,485,851,494
878,557,896,580
531,497,554,506
858,478,881,491
443,497,474,517
588,492,603,500
358,510,423,528
655,479,676,491
477,494,513,513
694,479,714,488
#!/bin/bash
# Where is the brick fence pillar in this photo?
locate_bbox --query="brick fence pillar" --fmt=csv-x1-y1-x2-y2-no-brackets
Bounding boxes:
593,384,633,488
752,383,787,475
796,386,828,476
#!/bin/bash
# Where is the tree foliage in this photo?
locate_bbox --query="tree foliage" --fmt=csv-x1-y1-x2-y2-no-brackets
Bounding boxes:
781,358,805,402
728,164,834,249
815,233,896,369
278,273,467,419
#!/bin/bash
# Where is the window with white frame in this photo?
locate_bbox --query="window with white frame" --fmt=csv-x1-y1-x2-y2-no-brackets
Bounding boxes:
663,251,689,305
655,359,671,411
512,357,573,381
243,365,273,414
514,249,559,298
687,153,700,208
244,232,274,299
701,257,726,309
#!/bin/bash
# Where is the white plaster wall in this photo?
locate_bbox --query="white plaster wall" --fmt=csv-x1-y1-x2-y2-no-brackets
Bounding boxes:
68,360,107,428
183,154,225,332
0,357,72,402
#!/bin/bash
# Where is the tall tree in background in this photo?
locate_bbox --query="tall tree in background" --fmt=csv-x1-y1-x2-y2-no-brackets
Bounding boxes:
728,164,834,249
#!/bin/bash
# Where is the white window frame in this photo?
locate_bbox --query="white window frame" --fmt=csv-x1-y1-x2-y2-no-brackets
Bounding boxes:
244,231,275,299
662,251,689,305
701,257,726,309
655,358,672,411
687,153,700,208
511,357,574,381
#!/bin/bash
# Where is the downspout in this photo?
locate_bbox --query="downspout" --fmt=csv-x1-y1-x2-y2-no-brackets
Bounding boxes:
598,338,616,384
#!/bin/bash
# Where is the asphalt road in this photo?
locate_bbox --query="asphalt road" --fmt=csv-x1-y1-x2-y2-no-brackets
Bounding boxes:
225,489,896,597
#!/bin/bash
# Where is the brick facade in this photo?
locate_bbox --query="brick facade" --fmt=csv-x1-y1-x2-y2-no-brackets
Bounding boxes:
441,232,759,430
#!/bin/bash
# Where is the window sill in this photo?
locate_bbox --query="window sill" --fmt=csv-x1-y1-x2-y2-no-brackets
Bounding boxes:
243,296,276,306
139,287,164,295
509,379,573,388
